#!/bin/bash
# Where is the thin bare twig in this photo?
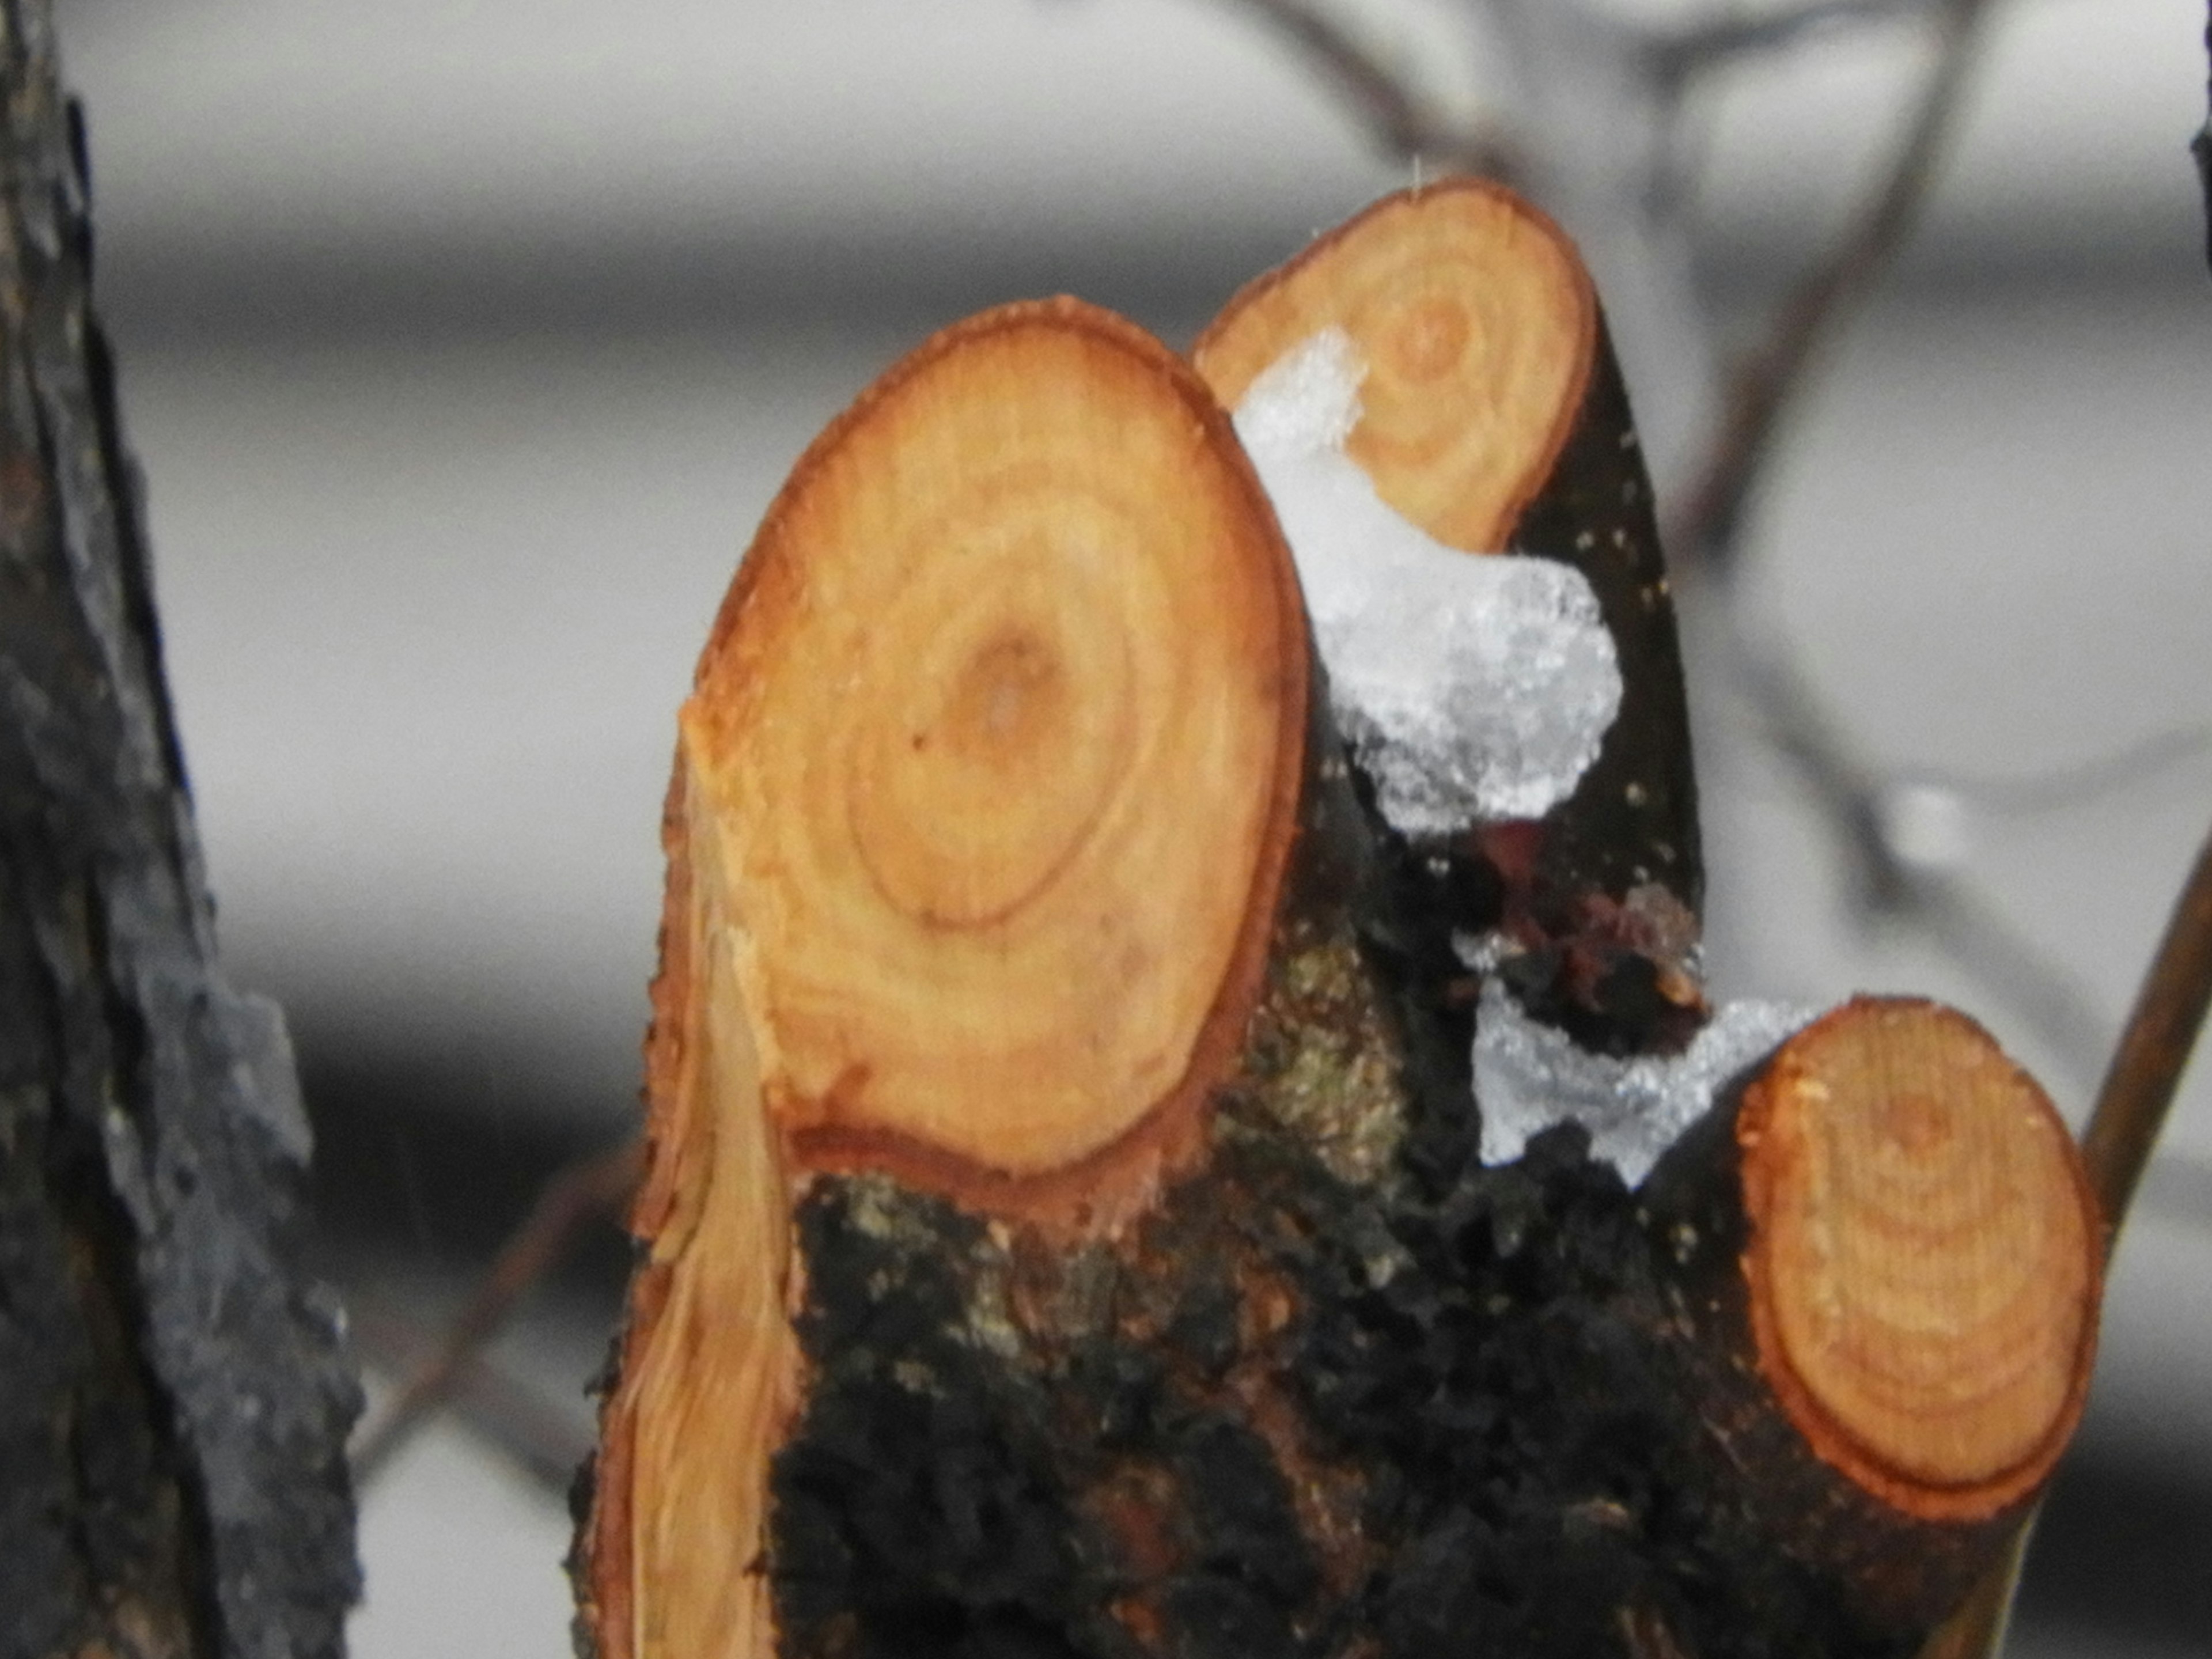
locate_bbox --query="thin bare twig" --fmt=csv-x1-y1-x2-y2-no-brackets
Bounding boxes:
1729,637,2111,1089
350,1137,643,1488
1670,0,1997,570
1922,817,2212,1659
1907,722,2212,817
1660,0,2125,1109
1215,0,1521,179
2081,819,2212,1238
347,1296,596,1493
1646,0,1936,85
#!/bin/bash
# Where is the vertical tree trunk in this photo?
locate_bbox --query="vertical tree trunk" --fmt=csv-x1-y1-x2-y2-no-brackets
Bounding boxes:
0,6,361,1657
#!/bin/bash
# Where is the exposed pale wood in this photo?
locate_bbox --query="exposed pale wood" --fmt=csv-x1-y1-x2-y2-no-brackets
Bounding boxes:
578,759,802,1659
683,298,1306,1219
1739,999,2099,1520
1194,177,1596,555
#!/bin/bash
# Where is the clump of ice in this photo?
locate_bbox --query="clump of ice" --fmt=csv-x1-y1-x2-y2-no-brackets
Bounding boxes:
1470,979,1821,1187
1233,329,1624,838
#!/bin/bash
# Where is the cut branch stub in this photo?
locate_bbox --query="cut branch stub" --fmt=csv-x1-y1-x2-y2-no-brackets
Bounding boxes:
683,296,1308,1222
1195,178,1596,556
1646,997,2102,1635
1196,177,1703,1032
578,298,1333,1659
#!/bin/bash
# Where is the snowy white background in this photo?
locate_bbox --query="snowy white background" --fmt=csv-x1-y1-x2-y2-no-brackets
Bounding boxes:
46,1,2212,1654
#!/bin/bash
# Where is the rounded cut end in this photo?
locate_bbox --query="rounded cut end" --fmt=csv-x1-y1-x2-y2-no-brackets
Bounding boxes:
683,298,1307,1211
1738,998,2100,1520
1194,177,1596,554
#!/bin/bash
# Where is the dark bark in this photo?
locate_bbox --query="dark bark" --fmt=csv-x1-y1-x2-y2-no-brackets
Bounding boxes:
2195,2,2211,272
754,1056,1906,1659
752,995,2096,1659
1509,310,1701,925
1444,307,1707,1062
0,6,361,1658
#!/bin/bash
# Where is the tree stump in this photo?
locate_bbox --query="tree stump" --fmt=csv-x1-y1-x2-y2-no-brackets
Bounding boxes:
574,186,2104,1659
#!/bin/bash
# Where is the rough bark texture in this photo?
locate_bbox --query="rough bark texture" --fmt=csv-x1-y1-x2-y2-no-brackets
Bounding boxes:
0,7,361,1658
751,998,2096,1659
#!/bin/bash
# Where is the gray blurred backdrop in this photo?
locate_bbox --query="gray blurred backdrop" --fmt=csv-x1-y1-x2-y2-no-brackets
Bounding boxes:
48,1,2212,1654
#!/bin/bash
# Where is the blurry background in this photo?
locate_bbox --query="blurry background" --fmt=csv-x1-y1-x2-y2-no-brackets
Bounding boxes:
45,0,2212,1653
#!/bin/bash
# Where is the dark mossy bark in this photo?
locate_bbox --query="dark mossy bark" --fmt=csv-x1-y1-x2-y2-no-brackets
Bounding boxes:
760,1040,1925,1659
1387,309,1706,1065
1509,309,1701,929
0,7,361,1656
753,773,1923,1659
734,315,1962,1653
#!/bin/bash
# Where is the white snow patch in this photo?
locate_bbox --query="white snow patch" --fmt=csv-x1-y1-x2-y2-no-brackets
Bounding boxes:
1471,979,1821,1187
1233,329,1623,838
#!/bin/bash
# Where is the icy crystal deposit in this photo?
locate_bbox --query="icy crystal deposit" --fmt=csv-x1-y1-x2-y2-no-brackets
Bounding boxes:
1471,979,1821,1187
1232,329,1623,837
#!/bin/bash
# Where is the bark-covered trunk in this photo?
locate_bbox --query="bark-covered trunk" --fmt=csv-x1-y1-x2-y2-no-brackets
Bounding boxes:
0,6,361,1657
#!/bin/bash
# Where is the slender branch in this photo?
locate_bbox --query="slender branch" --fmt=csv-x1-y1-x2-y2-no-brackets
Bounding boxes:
1213,0,1521,178
1907,722,2211,816
1922,819,2212,1659
345,1297,596,1492
349,1138,643,1487
1646,0,1937,85
1729,632,2111,1088
1670,0,1998,571
2081,820,2212,1239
